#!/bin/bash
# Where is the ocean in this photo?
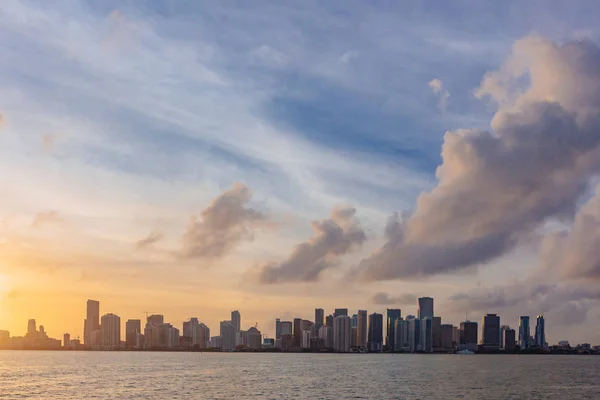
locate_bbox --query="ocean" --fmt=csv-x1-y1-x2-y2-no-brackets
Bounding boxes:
1,351,598,399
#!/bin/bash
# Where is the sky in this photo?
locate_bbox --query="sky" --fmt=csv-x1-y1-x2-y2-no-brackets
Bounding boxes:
1,0,600,345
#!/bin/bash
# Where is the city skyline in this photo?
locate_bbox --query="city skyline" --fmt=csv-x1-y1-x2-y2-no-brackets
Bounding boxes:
0,296,584,352
2,1,600,347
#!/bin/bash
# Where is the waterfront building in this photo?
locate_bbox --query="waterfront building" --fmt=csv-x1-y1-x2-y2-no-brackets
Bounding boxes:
100,313,121,350
432,316,442,351
63,333,70,348
417,297,434,320
459,321,478,352
247,327,262,350
503,327,516,351
293,318,302,347
394,319,409,352
280,321,292,336
319,325,333,348
386,309,401,351
126,319,141,349
275,318,281,341
420,317,433,352
220,321,236,351
334,308,348,317
83,300,100,347
357,310,368,349
408,318,421,353
440,324,454,351
333,315,351,352
368,313,383,352
481,314,501,351
535,315,545,348
315,309,324,328
519,316,530,349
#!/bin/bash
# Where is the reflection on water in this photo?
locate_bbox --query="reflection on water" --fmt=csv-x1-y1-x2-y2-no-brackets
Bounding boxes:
1,351,599,399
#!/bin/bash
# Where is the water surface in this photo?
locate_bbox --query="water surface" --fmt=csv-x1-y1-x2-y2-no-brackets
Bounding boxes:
1,351,598,399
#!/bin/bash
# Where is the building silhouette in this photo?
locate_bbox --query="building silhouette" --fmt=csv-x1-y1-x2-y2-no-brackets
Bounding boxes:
126,319,141,349
535,315,545,348
315,309,324,328
83,300,100,347
333,315,351,352
519,316,530,349
418,297,434,320
460,321,478,351
368,313,383,352
334,308,348,317
357,310,368,349
386,309,401,351
100,313,121,350
481,314,501,351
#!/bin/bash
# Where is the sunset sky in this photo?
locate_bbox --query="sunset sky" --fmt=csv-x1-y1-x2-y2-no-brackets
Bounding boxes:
2,1,600,344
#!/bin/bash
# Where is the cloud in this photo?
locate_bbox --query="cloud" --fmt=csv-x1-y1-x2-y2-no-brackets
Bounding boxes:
540,186,600,280
371,292,417,305
178,183,266,260
257,206,366,283
31,211,61,228
428,78,450,111
355,36,600,281
136,230,163,249
42,134,55,153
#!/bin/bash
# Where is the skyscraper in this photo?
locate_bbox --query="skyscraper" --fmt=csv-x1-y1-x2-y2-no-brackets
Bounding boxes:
418,297,434,319
275,318,282,341
386,309,401,351
333,315,351,352
125,319,141,349
280,321,292,335
440,324,454,351
420,317,433,352
315,309,324,328
100,313,121,350
325,315,334,327
357,310,368,349
459,321,478,352
195,323,210,349
27,319,36,335
83,299,100,347
368,313,383,352
482,314,501,351
220,321,236,351
431,316,442,350
408,318,421,353
535,315,545,348
519,316,530,349
394,319,410,352
334,308,348,317
231,310,241,333
183,318,200,345
503,327,516,351
293,318,302,347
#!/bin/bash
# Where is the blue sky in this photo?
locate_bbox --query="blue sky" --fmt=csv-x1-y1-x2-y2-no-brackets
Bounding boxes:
1,0,600,343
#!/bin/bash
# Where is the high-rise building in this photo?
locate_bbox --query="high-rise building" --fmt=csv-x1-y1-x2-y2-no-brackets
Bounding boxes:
231,310,241,333
503,326,516,351
519,316,530,349
100,313,121,350
333,315,351,352
357,310,368,349
482,314,501,351
220,321,236,351
195,323,210,349
408,318,421,353
302,330,311,349
386,309,401,351
147,314,164,325
63,333,71,348
83,300,100,347
440,324,454,351
315,309,324,328
275,319,282,340
125,319,141,349
144,315,164,349
460,321,478,352
351,314,358,328
293,318,302,347
27,319,36,335
394,319,409,352
431,316,442,351
368,313,383,352
280,321,292,335
535,315,545,348
326,315,334,328
334,308,348,317
319,325,333,348
157,323,179,348
247,327,262,350
420,317,433,352
418,297,434,320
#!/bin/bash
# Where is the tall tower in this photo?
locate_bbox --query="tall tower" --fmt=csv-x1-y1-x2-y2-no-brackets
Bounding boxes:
357,310,368,348
386,309,401,351
100,313,121,350
417,297,434,320
27,319,37,335
368,313,383,352
84,299,100,346
231,310,241,333
535,315,545,348
315,308,324,328
333,315,351,353
275,318,282,340
519,316,530,349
